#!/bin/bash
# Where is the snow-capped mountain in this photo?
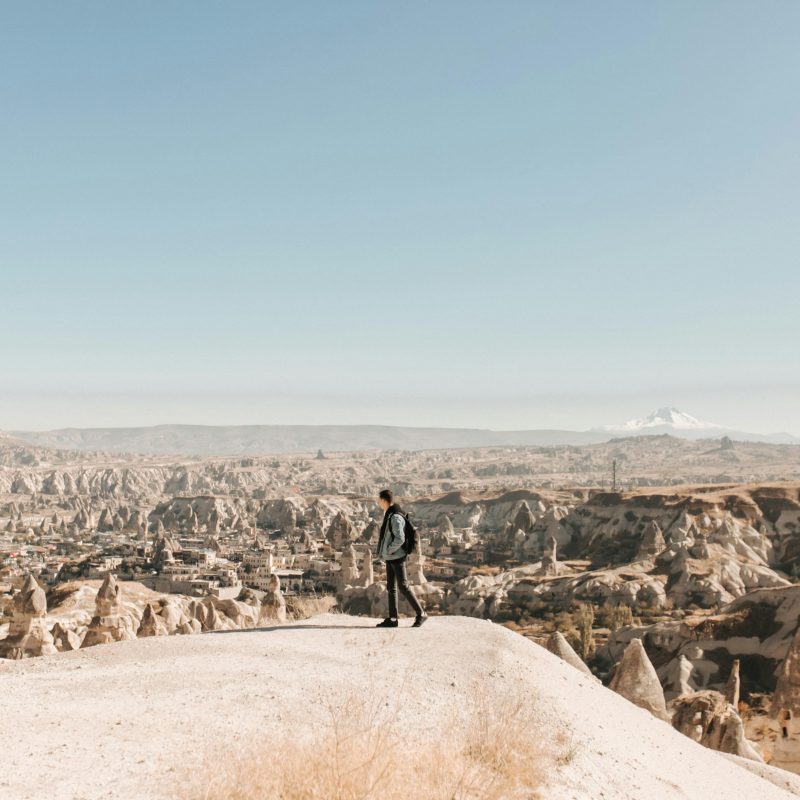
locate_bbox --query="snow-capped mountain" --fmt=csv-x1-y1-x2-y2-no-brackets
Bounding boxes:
593,407,798,443
600,407,722,434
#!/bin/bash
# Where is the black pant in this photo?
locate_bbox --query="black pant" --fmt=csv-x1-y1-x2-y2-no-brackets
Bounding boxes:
386,556,424,618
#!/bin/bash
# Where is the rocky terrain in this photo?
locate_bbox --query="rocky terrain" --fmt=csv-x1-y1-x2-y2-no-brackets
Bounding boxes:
4,430,800,789
3,431,800,498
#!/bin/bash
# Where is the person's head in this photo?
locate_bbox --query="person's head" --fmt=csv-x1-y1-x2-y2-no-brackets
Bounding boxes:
378,488,393,511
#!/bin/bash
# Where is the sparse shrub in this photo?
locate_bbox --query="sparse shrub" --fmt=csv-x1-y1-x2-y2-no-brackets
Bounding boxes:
179,689,552,800
553,611,580,650
575,603,595,662
285,595,338,620
600,602,634,631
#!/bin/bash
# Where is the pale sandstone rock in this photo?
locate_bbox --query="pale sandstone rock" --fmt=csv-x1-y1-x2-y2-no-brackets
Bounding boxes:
407,546,427,585
637,521,666,561
214,597,258,629
159,600,185,633
260,574,287,623
201,603,227,632
325,511,357,549
338,543,360,590
725,659,741,708
361,519,380,543
0,574,58,659
609,638,669,721
51,622,82,652
137,603,168,637
537,535,563,576
672,690,762,762
770,627,800,772
512,501,536,534
356,545,374,588
81,574,137,648
662,654,696,700
546,631,595,679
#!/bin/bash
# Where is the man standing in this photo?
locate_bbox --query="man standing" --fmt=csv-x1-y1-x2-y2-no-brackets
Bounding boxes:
375,489,427,628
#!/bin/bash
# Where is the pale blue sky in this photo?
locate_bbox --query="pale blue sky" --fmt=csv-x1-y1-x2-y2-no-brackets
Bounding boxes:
1,2,799,433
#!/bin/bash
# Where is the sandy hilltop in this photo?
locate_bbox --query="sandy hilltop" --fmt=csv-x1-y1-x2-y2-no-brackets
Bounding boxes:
3,613,800,800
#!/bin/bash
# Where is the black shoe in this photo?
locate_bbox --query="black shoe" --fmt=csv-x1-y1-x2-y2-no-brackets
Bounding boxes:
376,618,398,628
412,614,428,628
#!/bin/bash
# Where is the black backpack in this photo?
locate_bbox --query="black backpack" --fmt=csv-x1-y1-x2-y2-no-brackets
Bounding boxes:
400,513,419,555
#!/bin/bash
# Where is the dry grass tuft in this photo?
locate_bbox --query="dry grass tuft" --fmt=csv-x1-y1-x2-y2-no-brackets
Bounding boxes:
284,595,339,621
180,689,550,800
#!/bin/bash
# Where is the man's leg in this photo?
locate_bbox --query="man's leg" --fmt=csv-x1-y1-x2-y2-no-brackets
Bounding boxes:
395,558,424,617
386,559,399,619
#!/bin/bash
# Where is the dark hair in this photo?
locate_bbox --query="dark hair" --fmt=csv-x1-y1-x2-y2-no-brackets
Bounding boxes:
379,489,393,504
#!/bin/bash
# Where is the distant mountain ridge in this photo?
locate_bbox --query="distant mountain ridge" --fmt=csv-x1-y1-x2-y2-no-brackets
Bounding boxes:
6,412,798,456
6,424,611,455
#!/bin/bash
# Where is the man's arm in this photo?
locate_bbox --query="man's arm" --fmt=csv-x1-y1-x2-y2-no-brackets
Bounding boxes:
386,513,406,555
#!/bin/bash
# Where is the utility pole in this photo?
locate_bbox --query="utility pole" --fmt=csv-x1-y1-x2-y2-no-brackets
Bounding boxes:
612,459,617,491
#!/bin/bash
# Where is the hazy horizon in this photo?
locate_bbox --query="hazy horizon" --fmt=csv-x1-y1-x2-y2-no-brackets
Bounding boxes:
4,387,800,436
3,3,799,436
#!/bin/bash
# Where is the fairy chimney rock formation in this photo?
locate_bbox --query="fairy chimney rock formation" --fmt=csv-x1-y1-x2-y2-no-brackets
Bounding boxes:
546,631,595,679
538,535,561,576
362,519,380,543
407,547,426,585
201,602,226,632
637,521,666,560
662,654,695,700
81,573,137,648
137,603,169,638
0,574,58,659
431,516,454,553
51,622,82,652
769,627,800,772
513,501,536,534
152,533,179,569
260,574,287,623
357,545,374,588
772,628,800,718
326,511,357,549
97,507,114,532
672,690,762,762
609,638,669,721
725,659,741,709
96,573,120,615
339,543,360,590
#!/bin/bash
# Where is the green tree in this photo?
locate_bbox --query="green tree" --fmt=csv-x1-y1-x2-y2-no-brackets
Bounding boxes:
575,603,595,662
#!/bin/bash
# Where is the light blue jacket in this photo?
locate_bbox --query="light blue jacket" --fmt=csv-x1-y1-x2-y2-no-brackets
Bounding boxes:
377,512,406,561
